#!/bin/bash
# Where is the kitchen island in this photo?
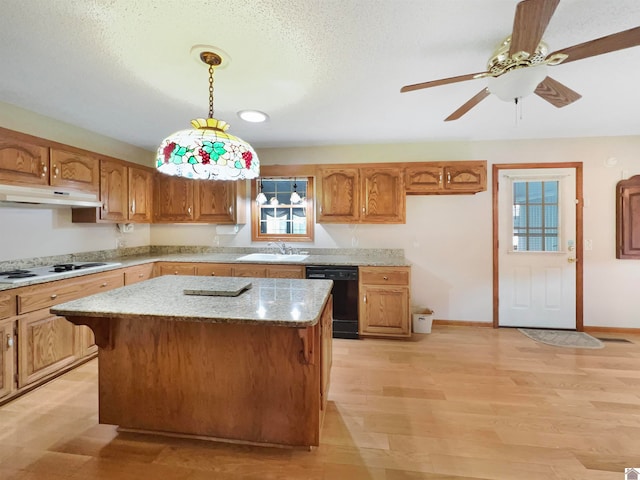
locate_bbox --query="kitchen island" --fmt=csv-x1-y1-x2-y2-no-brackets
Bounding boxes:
50,275,334,448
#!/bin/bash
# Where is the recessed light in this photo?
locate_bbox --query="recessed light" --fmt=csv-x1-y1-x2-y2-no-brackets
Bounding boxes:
238,110,269,123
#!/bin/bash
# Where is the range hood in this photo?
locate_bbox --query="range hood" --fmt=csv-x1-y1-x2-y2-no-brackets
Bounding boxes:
0,184,102,208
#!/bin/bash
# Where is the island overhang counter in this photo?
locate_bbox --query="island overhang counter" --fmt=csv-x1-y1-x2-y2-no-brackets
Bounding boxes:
50,275,334,448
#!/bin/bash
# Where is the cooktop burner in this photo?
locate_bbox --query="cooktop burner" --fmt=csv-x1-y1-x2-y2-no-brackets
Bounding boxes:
0,262,121,284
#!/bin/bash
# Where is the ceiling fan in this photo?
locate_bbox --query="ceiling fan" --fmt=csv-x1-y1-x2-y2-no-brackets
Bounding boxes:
400,0,640,121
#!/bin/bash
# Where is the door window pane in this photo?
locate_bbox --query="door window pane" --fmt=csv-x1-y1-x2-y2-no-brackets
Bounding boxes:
512,180,559,252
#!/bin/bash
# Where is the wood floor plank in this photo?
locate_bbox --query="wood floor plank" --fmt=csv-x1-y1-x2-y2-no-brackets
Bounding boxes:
1,325,640,479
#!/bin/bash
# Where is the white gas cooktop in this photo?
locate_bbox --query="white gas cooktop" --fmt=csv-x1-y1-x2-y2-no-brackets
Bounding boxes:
0,262,121,284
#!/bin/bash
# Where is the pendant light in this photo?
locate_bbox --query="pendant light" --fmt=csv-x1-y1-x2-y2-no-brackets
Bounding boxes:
290,178,301,204
156,51,259,180
256,178,267,205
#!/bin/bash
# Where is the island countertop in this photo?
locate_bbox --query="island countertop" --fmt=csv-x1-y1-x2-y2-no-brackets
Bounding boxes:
50,275,333,327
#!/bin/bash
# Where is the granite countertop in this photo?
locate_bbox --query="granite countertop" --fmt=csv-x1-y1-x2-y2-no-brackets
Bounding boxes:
50,275,333,327
0,248,410,291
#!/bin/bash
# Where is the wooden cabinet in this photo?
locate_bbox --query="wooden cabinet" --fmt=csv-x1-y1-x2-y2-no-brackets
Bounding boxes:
267,265,304,279
196,264,234,277
316,167,360,223
154,175,246,224
0,318,16,400
317,166,404,224
0,292,16,320
128,165,153,222
156,263,197,276
359,266,411,338
617,175,640,259
0,130,100,193
124,263,155,285
232,264,268,278
49,148,99,193
17,307,81,387
405,161,486,195
0,135,49,187
73,160,154,223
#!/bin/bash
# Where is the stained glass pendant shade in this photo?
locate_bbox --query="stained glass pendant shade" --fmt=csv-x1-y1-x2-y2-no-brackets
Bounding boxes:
156,52,259,180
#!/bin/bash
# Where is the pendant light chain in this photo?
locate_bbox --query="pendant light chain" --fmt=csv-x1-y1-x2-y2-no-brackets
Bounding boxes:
208,64,215,118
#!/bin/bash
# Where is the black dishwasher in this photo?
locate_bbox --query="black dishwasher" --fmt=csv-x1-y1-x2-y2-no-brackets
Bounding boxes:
306,265,359,339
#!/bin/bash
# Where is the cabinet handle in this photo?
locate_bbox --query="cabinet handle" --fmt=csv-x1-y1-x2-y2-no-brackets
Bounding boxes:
383,276,388,280
50,294,58,299
53,164,59,178
363,295,367,303
41,164,48,177
138,273,144,278
228,206,233,215
103,203,108,213
211,273,216,276
447,172,451,183
319,205,323,214
131,199,136,214
362,206,365,213
439,173,443,184
7,334,14,349
101,282,108,287
188,206,192,215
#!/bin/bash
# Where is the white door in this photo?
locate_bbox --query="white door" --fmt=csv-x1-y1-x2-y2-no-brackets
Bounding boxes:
498,168,577,328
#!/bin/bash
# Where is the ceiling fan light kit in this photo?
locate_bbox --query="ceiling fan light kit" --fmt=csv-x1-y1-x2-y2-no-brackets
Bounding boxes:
156,50,260,181
401,0,640,121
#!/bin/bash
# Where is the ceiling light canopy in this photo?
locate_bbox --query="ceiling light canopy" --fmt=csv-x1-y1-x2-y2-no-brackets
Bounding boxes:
156,51,259,181
238,110,269,123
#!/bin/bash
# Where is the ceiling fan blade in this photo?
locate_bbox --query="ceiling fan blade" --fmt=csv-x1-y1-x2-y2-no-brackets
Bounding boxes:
400,72,488,93
510,0,560,57
548,26,640,64
534,76,582,107
444,89,491,121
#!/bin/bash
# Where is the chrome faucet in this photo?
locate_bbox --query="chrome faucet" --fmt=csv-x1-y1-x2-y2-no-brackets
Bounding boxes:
268,241,289,255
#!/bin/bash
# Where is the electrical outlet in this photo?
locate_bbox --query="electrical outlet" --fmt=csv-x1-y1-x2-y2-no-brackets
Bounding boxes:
585,239,593,251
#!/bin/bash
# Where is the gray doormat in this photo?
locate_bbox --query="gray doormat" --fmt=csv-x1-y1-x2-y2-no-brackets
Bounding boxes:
518,328,605,349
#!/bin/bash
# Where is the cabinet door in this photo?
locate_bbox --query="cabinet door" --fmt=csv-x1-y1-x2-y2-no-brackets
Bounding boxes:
196,264,234,277
124,263,155,285
405,165,443,194
194,180,236,223
443,163,486,193
79,326,97,358
128,166,153,222
320,296,332,412
0,137,49,186
157,263,197,276
616,176,640,259
50,148,100,193
0,318,16,400
232,265,268,277
359,285,410,337
100,159,128,222
267,265,304,279
154,174,194,222
317,167,360,223
18,309,80,388
361,167,405,223
0,292,16,320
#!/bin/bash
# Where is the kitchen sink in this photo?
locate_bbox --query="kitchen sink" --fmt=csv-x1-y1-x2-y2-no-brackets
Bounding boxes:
236,253,309,262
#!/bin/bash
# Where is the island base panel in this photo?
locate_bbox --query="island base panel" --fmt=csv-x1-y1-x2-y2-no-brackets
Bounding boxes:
97,317,322,447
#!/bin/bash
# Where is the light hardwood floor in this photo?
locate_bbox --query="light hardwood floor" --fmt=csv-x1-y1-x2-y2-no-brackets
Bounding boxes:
1,325,639,479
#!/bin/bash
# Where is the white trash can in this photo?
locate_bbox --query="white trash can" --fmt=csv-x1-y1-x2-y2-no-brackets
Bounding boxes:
412,308,434,334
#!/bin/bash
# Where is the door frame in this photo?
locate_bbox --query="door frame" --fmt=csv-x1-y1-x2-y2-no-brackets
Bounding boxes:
492,162,584,330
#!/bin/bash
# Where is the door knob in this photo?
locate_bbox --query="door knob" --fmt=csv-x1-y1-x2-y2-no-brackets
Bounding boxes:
567,257,576,263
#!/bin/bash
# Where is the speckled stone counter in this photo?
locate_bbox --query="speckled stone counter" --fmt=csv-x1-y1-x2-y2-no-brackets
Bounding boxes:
51,274,334,448
51,275,333,327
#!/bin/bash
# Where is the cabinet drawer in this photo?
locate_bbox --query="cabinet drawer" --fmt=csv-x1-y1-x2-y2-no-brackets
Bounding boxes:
157,263,197,276
0,292,16,319
196,264,234,277
359,267,409,286
232,265,268,277
268,266,304,279
124,264,154,285
17,271,124,314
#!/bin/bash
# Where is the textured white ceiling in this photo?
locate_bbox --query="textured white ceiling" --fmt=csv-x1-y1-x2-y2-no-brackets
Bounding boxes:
0,0,639,151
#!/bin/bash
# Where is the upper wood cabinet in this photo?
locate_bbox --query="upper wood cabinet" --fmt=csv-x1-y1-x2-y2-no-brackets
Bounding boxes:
405,161,486,195
317,166,405,224
0,136,49,187
49,148,99,192
616,175,640,259
72,159,154,224
128,165,153,223
154,174,245,224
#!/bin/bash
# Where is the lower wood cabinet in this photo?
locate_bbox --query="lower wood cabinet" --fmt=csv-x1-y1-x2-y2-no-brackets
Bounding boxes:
156,262,304,279
156,263,197,276
0,318,16,400
359,266,411,338
196,264,234,277
17,308,81,388
124,263,155,285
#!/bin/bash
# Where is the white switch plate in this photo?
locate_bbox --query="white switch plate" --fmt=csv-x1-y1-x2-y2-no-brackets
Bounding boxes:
585,239,593,251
